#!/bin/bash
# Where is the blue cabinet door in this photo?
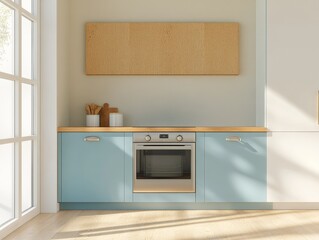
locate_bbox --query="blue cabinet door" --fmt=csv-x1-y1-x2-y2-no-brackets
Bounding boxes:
205,133,266,202
60,133,125,202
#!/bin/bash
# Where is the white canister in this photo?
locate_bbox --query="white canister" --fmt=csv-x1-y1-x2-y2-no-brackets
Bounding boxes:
86,115,100,127
109,113,123,127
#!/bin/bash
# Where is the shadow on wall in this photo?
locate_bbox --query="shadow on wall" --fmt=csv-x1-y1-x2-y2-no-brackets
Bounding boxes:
267,87,318,130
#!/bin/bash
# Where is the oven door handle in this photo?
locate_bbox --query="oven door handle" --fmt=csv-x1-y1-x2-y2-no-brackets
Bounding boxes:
134,145,193,150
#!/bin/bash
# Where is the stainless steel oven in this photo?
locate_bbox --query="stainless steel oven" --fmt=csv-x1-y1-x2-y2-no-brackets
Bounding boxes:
133,133,195,193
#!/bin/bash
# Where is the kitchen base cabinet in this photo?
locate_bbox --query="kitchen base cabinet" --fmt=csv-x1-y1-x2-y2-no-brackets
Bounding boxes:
59,133,126,202
205,133,267,202
268,132,319,202
58,131,268,206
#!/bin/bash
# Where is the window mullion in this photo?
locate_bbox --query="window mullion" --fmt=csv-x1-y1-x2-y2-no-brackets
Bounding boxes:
0,72,16,81
21,9,37,22
1,0,37,22
0,136,36,145
0,0,18,11
21,78,37,85
16,6,23,220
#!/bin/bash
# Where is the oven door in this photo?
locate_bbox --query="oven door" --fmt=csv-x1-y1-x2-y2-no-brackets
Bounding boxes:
133,143,195,193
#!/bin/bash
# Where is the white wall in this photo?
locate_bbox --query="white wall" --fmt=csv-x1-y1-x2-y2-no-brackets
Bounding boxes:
41,0,70,214
63,0,257,126
41,0,59,213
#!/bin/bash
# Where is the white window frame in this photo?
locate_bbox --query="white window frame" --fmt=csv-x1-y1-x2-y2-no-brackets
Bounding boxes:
0,0,40,238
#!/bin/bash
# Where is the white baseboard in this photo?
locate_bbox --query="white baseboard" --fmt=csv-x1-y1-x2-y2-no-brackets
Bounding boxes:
273,203,319,210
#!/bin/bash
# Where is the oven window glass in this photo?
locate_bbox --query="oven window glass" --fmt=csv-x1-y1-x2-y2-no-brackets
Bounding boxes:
136,149,191,179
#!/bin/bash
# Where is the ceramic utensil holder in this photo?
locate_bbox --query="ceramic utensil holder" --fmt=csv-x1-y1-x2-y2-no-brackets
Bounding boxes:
86,115,100,127
109,113,123,127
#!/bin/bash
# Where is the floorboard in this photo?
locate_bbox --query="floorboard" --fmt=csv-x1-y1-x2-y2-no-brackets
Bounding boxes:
4,210,319,240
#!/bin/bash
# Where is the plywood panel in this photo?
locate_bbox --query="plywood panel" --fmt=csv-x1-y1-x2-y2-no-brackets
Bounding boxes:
86,23,239,75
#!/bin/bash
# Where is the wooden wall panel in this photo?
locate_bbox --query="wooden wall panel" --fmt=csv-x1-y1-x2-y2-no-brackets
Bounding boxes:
86,23,239,75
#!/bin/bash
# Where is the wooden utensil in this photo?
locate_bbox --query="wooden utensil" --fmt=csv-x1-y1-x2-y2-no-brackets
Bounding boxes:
90,104,96,114
99,103,119,126
88,104,92,114
95,106,102,115
99,103,109,126
86,103,102,115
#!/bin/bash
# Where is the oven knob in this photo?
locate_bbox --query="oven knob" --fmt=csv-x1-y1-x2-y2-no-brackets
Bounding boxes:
176,135,183,142
145,135,151,141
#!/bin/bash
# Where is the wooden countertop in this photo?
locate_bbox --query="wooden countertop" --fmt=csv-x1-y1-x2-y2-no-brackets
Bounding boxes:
58,127,268,133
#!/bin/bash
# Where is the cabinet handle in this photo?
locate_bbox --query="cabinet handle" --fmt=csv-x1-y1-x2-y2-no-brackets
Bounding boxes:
84,136,100,142
226,136,242,143
318,91,319,125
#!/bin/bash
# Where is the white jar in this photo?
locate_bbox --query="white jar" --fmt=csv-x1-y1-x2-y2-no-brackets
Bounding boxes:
86,115,100,127
109,113,123,127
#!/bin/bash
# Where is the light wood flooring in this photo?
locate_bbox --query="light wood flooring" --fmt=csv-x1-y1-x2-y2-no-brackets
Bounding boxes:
4,210,319,240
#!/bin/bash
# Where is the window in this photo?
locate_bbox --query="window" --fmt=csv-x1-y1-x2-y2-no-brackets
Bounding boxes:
0,2,14,74
0,0,38,232
0,143,14,226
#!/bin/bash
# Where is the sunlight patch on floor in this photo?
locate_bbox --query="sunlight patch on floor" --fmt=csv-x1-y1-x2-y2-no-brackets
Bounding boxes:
51,210,319,240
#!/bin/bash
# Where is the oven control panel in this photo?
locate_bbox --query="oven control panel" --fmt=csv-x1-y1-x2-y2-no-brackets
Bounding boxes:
133,133,195,143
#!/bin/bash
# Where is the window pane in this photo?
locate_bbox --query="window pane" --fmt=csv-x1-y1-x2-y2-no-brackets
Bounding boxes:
22,0,33,13
22,140,33,212
22,83,33,136
0,79,14,139
0,143,14,226
22,17,33,79
0,2,14,74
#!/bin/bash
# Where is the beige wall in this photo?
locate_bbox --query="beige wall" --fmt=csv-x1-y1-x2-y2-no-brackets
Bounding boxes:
57,0,70,126
63,0,257,126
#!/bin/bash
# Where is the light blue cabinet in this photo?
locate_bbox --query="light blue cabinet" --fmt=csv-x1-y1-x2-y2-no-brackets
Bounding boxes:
58,131,266,206
195,133,205,202
204,133,267,202
59,133,127,202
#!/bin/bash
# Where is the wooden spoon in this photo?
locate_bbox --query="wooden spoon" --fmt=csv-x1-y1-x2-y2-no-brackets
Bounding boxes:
95,106,102,115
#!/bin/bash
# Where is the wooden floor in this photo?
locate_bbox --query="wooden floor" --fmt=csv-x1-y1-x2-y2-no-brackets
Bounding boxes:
4,210,319,240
